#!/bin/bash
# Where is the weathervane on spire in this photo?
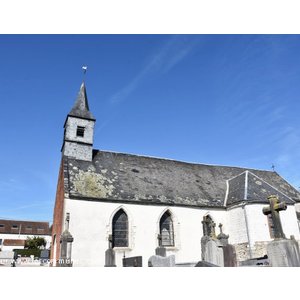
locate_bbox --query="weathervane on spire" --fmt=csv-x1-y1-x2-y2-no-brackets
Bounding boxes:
82,65,88,81
271,164,275,172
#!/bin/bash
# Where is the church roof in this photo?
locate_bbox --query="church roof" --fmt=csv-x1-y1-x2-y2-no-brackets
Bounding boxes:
63,150,300,208
68,82,95,120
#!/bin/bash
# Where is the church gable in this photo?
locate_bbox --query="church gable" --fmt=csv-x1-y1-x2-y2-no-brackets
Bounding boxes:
63,150,300,208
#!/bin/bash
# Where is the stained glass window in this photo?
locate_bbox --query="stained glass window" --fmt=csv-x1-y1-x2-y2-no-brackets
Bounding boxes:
160,211,174,247
112,209,128,248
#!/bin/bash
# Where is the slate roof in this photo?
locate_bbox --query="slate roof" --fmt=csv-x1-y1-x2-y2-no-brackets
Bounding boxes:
63,150,300,208
68,82,95,120
226,171,296,205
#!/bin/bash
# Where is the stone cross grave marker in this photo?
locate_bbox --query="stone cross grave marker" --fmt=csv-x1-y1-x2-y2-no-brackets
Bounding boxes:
105,234,116,267
202,215,216,238
262,195,287,239
155,234,167,257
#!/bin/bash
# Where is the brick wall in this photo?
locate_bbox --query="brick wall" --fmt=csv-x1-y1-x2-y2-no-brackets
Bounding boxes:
50,159,65,265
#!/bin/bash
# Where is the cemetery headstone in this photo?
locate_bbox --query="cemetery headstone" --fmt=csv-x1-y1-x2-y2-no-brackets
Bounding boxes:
217,223,237,267
105,234,116,267
201,215,224,266
263,195,300,267
148,254,175,267
123,256,142,267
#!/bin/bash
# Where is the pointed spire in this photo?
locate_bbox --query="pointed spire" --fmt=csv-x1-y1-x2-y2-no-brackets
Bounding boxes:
68,82,95,120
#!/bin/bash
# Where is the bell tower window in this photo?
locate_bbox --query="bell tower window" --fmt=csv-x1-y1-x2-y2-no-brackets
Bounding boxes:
76,126,85,137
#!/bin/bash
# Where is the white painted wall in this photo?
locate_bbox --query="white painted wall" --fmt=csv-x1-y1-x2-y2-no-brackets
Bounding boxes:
64,198,228,266
245,204,300,246
63,198,300,267
226,205,249,245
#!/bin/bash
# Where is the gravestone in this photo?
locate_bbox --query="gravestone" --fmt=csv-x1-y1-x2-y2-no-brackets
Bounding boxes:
155,246,166,257
148,255,175,267
203,239,224,266
263,195,300,267
267,236,300,267
175,262,197,267
155,234,167,257
123,256,142,267
201,216,224,266
239,255,270,267
263,195,287,239
202,215,216,238
40,249,50,266
105,235,116,267
195,261,219,267
59,213,73,267
217,223,237,267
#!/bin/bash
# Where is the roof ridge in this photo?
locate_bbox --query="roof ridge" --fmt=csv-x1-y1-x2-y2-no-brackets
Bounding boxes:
0,218,49,223
93,149,273,172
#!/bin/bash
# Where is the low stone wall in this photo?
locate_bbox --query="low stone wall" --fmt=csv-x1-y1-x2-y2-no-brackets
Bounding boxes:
234,240,300,262
234,243,250,261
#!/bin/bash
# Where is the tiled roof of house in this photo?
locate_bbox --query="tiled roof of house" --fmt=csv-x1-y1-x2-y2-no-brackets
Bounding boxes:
3,239,26,246
0,220,51,235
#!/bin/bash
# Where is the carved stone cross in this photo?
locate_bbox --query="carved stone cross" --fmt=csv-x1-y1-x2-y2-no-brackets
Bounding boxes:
263,195,287,239
202,215,216,238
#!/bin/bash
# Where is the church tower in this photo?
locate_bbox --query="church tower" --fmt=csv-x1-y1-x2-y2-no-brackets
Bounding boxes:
62,82,96,161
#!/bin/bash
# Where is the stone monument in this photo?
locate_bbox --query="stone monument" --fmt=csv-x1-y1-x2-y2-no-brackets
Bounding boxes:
123,256,143,267
59,213,73,267
201,216,224,266
104,234,116,267
148,255,176,267
217,223,237,267
263,195,300,267
155,234,167,257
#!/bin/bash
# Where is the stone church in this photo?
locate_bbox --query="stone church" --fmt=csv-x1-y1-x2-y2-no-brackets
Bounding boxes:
51,82,300,267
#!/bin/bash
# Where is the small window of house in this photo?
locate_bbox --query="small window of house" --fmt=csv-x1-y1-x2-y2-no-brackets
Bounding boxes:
26,226,32,232
12,225,18,229
76,126,85,137
0,224,4,228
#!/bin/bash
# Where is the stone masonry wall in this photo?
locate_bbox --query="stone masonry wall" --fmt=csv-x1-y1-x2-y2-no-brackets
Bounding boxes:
63,141,93,161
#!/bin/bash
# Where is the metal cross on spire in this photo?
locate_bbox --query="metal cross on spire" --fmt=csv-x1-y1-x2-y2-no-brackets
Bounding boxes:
271,164,275,172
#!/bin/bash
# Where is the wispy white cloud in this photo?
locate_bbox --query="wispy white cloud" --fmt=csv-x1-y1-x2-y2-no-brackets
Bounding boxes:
1,202,53,213
109,36,200,104
0,178,28,192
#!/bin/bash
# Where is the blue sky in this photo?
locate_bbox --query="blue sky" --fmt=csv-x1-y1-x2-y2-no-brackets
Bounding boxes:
1,34,300,223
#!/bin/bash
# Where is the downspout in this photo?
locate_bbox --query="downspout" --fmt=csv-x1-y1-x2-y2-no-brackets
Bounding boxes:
243,171,253,259
243,204,253,259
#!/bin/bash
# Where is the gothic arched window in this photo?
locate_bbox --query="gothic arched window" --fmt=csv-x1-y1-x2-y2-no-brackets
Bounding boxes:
159,211,174,247
112,209,128,248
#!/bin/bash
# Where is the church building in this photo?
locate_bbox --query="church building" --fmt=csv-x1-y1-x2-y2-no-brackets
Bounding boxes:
51,82,300,267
